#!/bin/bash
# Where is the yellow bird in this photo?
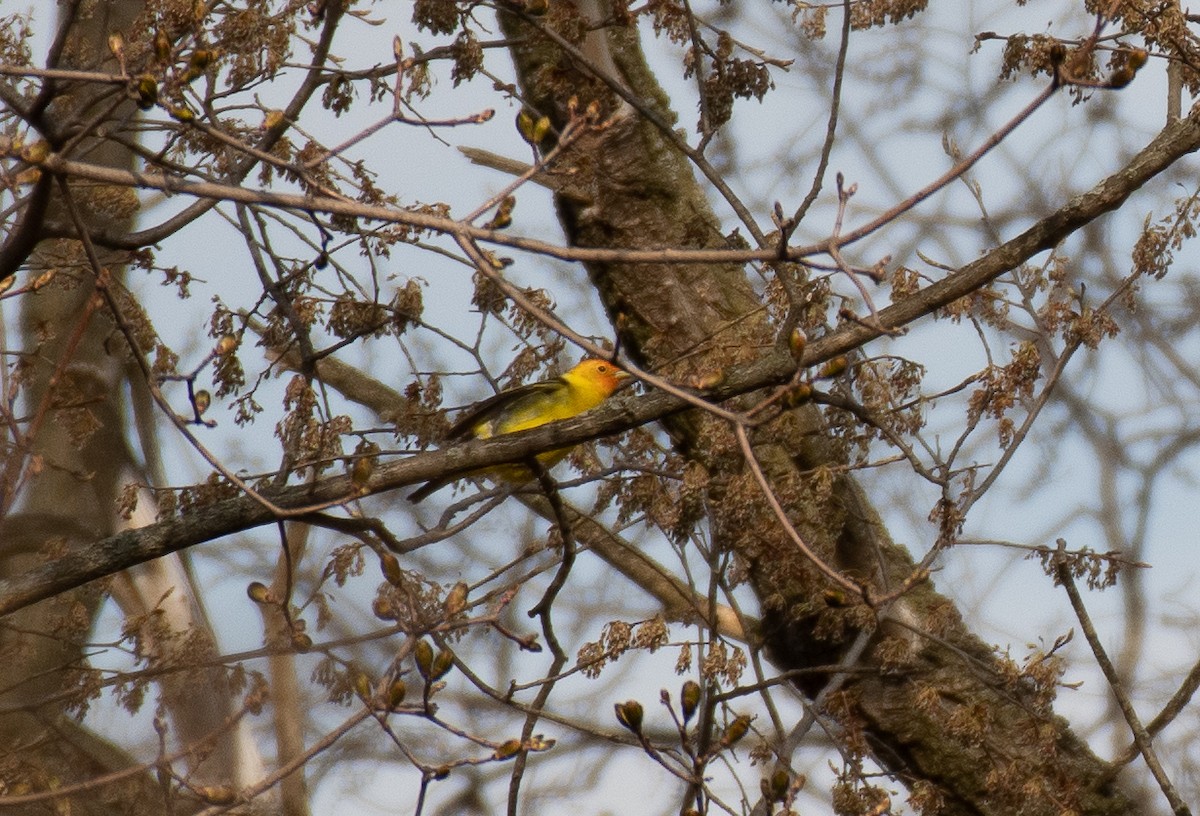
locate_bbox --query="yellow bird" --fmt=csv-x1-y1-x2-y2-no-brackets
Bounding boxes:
408,358,630,503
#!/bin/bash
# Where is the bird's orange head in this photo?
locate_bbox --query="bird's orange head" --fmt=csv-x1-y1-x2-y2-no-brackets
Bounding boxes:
567,358,631,398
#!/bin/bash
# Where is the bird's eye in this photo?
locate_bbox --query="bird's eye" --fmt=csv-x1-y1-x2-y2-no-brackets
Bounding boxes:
597,364,609,373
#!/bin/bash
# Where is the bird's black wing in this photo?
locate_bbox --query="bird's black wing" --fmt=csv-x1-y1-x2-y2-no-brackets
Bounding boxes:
442,376,566,440
407,376,566,503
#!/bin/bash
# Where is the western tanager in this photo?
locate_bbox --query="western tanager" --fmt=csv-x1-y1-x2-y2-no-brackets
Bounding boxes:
408,358,630,503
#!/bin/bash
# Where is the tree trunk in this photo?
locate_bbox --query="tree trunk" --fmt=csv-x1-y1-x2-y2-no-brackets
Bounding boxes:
0,1,259,808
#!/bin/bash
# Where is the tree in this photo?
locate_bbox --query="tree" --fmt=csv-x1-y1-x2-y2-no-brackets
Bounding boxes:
2,1,1199,814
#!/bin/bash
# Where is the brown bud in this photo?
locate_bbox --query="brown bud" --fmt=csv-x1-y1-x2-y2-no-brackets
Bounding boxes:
246,581,272,604
866,794,892,816
688,370,725,390
516,109,536,143
291,632,313,652
823,588,849,607
19,140,49,164
414,639,434,679
444,581,469,616
135,75,158,110
787,327,808,360
193,390,211,416
350,455,374,489
215,334,238,355
196,785,236,805
680,680,701,723
769,768,790,800
721,714,751,746
189,48,217,71
1109,67,1135,89
816,355,848,379
29,270,55,291
431,648,454,680
780,382,813,409
371,596,394,621
154,29,172,62
387,679,407,708
380,552,402,586
527,734,555,751
485,196,516,230
493,738,522,760
353,672,373,700
614,700,644,735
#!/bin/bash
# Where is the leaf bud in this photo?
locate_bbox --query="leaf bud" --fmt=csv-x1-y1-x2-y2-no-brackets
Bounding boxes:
19,140,50,164
371,596,395,620
135,75,158,110
215,334,238,355
780,382,813,409
168,103,195,122
350,455,374,489
380,552,402,586
197,785,236,805
516,109,536,143
614,700,644,735
444,581,469,616
721,714,751,746
246,581,272,604
431,648,454,680
154,29,172,62
485,196,516,230
770,768,791,800
414,639,434,679
816,355,848,379
787,326,808,360
189,48,218,71
680,680,701,723
387,679,407,708
688,370,725,390
1109,67,1135,89
527,734,555,751
494,739,522,760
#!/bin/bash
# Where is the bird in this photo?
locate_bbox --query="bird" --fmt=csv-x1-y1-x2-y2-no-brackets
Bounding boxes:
407,358,631,503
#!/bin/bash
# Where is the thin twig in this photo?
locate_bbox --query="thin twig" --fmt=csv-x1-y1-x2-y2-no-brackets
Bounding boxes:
1053,539,1192,816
